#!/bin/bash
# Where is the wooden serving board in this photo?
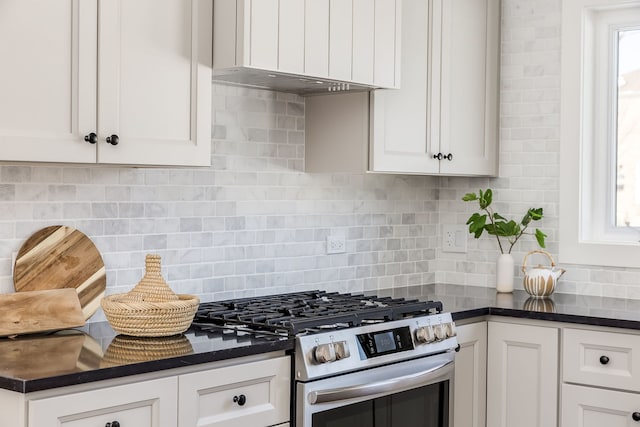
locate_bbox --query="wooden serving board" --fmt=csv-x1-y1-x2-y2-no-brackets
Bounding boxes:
0,288,85,337
13,225,106,320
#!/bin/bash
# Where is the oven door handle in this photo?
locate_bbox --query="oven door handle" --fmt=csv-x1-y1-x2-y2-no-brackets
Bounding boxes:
308,359,453,405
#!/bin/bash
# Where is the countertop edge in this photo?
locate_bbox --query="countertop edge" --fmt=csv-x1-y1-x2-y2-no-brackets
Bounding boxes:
0,337,294,394
452,306,640,330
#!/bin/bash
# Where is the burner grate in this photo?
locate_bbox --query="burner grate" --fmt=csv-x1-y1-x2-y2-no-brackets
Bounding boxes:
193,290,443,336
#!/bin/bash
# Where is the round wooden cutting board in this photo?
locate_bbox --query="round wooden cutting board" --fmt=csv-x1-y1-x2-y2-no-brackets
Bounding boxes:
13,225,106,320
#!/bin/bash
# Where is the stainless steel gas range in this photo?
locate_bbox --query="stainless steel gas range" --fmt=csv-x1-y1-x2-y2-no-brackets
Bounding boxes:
192,290,458,427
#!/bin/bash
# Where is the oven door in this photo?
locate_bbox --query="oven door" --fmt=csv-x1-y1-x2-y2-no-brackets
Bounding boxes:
296,351,454,427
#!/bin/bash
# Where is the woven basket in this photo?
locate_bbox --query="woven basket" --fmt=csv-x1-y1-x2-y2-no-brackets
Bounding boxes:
101,254,199,337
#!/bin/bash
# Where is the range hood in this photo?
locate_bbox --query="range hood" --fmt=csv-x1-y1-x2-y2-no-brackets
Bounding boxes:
212,68,382,96
213,0,402,96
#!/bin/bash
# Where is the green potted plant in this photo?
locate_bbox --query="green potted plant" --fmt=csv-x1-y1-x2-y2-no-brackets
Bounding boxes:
462,189,547,292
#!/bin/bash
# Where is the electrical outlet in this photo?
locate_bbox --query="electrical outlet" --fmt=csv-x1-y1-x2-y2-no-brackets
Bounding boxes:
442,225,467,253
326,235,346,254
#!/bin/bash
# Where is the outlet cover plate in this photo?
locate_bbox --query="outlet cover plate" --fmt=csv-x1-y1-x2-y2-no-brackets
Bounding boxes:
327,235,346,254
442,225,468,253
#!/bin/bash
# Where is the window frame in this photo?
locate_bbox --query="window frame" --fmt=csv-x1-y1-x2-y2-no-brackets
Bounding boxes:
560,0,640,268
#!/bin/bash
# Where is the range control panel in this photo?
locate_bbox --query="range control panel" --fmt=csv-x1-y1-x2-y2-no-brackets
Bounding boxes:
295,312,458,381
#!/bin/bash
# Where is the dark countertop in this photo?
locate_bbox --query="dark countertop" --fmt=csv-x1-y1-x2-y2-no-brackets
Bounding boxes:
4,283,640,394
372,284,640,329
0,322,294,394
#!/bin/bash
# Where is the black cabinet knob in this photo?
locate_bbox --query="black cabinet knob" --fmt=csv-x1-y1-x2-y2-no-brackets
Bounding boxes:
84,132,97,144
105,422,120,427
106,134,119,145
632,412,640,421
233,394,247,406
433,152,443,160
599,355,610,365
445,153,453,161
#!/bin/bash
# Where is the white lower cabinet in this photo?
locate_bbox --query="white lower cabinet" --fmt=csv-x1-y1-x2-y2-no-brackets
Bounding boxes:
486,321,559,427
178,356,291,427
561,384,640,427
2,354,290,427
28,377,177,427
453,319,640,427
561,327,640,426
453,322,487,427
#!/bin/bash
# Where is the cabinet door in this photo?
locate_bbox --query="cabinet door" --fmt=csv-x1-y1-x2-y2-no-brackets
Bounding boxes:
178,356,291,427
562,383,640,427
370,0,437,174
0,0,97,163
97,0,212,166
437,0,499,176
28,377,177,427
454,322,487,427
486,321,558,427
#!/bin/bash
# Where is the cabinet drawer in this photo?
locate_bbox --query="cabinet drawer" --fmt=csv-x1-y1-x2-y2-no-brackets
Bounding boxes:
28,376,177,427
561,383,640,427
563,328,640,392
178,355,291,427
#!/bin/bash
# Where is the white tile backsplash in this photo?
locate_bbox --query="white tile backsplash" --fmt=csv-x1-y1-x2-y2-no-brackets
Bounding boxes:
0,84,441,322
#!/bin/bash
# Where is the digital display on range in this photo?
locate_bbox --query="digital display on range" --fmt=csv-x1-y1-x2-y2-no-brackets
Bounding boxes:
357,326,414,358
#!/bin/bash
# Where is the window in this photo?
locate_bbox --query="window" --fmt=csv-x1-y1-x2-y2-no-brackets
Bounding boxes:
616,29,640,227
560,0,640,267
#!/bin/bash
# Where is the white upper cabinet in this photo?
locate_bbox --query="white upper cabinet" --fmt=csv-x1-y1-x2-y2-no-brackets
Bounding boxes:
213,0,401,93
371,0,500,175
0,0,97,163
306,0,500,176
437,0,500,175
0,0,212,167
97,0,212,166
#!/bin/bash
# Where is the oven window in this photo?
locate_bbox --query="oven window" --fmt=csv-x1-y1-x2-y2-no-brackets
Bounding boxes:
312,381,449,427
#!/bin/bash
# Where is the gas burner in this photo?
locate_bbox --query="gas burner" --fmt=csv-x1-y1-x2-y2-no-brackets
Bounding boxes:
192,290,443,336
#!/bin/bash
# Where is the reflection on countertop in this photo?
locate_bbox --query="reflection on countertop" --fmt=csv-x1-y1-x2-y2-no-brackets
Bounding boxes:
0,321,293,393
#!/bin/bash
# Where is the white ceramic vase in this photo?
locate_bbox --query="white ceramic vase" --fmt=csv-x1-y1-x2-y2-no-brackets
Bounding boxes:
496,253,515,293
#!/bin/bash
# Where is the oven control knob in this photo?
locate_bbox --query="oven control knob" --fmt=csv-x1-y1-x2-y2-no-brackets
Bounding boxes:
314,343,336,364
333,341,351,360
434,324,447,341
445,322,457,338
415,325,435,343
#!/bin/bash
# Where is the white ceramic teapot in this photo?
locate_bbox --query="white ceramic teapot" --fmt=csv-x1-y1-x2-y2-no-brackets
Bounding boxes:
522,250,566,297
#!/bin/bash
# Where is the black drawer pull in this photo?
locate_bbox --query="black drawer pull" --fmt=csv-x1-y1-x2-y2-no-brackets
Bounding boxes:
599,355,610,365
233,394,247,406
433,152,443,160
105,422,120,427
445,153,453,161
632,412,640,421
